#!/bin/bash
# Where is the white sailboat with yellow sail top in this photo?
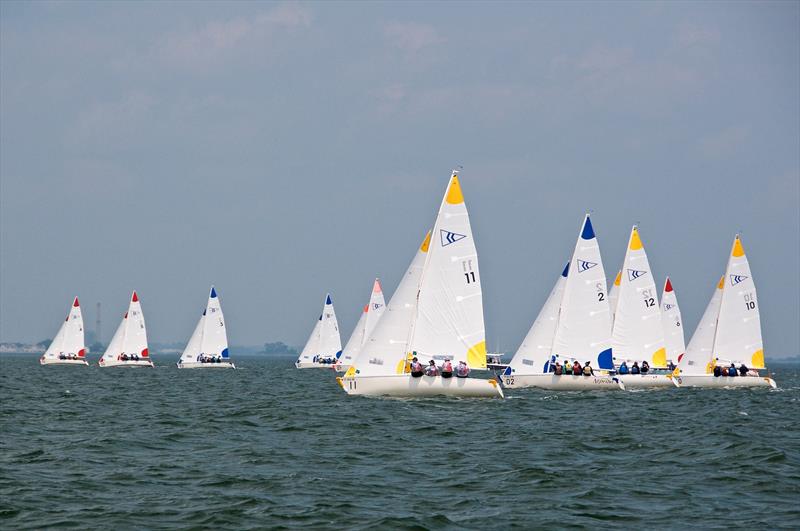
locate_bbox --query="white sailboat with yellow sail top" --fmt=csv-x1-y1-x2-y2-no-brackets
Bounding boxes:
673,235,775,388
338,171,502,398
335,278,386,373
612,226,674,388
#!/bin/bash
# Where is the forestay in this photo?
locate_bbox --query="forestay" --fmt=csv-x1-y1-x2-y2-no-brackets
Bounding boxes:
507,262,568,375
611,227,666,367
350,231,430,377
406,173,486,369
551,215,614,369
608,270,621,326
678,277,723,375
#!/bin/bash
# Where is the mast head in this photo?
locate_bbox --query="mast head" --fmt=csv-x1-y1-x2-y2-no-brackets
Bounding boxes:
580,215,596,240
732,234,745,257
629,226,643,250
131,291,139,302
325,294,332,305
664,277,673,292
73,297,80,307
372,278,382,293
210,286,218,298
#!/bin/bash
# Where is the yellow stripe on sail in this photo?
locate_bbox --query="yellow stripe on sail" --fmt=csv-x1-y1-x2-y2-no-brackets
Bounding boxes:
629,227,643,251
446,175,464,204
652,347,667,368
732,236,745,257
467,340,487,369
751,349,765,369
420,230,431,253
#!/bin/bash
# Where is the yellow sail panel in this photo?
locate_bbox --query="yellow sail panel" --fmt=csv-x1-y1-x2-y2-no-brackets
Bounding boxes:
467,340,487,369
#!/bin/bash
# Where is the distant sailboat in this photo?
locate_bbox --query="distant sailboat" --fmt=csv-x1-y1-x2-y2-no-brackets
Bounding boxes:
660,277,685,367
674,235,775,388
99,291,154,368
295,294,342,369
40,297,88,366
503,215,622,390
612,227,673,388
338,171,502,398
335,278,386,373
178,286,235,369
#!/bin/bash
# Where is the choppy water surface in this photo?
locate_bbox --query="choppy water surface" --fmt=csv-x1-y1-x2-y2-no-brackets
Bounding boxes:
1,354,799,529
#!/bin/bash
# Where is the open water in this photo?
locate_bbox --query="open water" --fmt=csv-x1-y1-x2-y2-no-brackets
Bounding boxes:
1,353,799,529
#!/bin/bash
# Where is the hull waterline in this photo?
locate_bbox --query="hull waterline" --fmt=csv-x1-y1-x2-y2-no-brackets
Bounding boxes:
501,373,624,390
40,357,89,366
338,374,503,398
177,361,236,369
674,374,776,389
617,373,676,389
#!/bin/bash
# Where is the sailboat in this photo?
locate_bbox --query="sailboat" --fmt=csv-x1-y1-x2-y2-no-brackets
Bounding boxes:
335,278,386,372
98,291,154,368
674,235,776,388
660,277,685,367
338,171,502,398
177,286,235,369
608,270,621,326
295,294,342,368
612,227,673,388
502,215,622,390
40,297,88,366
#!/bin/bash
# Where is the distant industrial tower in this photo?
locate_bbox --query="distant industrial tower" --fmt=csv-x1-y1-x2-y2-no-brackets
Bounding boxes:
96,302,102,344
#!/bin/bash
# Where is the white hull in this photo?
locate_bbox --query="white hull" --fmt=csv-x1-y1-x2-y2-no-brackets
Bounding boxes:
338,374,503,398
674,374,777,389
178,361,235,369
40,357,89,366
99,359,154,368
501,373,624,390
618,373,676,389
295,361,337,369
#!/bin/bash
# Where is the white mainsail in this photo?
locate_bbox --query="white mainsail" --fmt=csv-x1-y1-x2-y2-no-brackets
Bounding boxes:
180,286,229,363
319,294,342,359
608,270,621,325
714,235,764,369
340,279,386,367
660,277,685,365
43,297,85,360
350,232,430,377
101,291,149,363
611,227,667,367
408,172,487,369
678,276,724,375
297,316,322,364
551,215,614,369
507,262,568,375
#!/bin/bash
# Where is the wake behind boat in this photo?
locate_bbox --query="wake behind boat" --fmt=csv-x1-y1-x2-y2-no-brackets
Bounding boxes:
40,297,88,366
338,171,502,398
673,235,776,389
295,294,342,369
178,286,235,369
98,291,154,368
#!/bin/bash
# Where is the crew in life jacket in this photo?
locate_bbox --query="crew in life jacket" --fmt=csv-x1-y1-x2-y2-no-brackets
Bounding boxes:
572,361,582,376
582,362,593,376
640,360,650,374
630,361,640,374
728,363,737,377
738,363,749,376
456,361,470,378
58,353,66,360
618,361,629,375
441,358,453,378
424,360,439,377
121,353,129,361
553,362,563,375
721,367,729,376
410,357,424,377
713,365,721,377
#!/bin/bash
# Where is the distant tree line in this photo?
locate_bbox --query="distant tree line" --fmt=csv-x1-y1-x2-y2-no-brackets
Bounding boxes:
263,342,298,355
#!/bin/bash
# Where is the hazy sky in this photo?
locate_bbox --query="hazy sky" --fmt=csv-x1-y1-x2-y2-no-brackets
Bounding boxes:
2,1,798,357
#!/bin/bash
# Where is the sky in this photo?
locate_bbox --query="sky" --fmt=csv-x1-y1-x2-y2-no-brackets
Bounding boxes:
1,1,798,358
